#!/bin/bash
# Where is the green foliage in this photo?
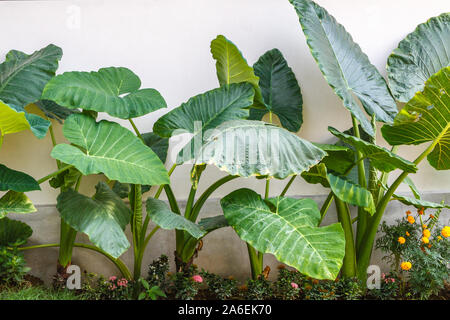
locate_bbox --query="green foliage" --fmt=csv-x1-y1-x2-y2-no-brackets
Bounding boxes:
200,270,238,300
169,272,201,300
0,191,37,218
273,268,304,300
81,272,133,300
367,273,400,300
146,254,170,290
0,286,81,300
0,247,30,286
0,164,40,192
138,279,166,300
245,276,273,300
0,217,33,247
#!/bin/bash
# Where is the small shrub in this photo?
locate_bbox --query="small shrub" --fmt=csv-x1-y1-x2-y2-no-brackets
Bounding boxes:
273,267,305,300
146,254,169,290
367,273,400,300
335,277,364,300
0,247,30,286
81,272,133,300
245,276,273,300
200,270,238,300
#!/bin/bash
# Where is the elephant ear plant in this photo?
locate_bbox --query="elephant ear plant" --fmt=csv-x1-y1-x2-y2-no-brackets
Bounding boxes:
0,44,62,251
289,0,450,281
150,34,346,281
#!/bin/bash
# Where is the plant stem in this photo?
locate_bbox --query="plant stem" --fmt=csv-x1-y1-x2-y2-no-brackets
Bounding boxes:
154,164,177,199
19,243,131,279
280,175,296,196
247,244,263,280
318,192,334,226
37,164,73,184
128,118,144,141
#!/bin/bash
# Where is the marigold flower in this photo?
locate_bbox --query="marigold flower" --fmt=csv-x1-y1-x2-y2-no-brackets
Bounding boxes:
405,210,411,215
423,229,431,238
428,244,432,248
437,236,443,241
405,231,410,237
401,261,412,271
422,224,427,229
407,216,415,224
291,282,299,289
422,237,429,244
441,226,450,238
398,237,406,244
430,214,434,219
192,275,203,283
418,207,424,215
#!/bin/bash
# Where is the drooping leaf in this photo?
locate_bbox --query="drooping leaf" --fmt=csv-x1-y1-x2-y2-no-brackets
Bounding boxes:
327,173,375,215
328,127,417,173
301,163,329,187
146,198,205,239
387,13,450,102
193,120,326,179
49,166,81,191
0,164,40,192
0,191,37,218
142,132,169,163
0,102,31,137
198,215,229,233
56,182,131,258
33,100,78,124
381,67,450,170
42,67,167,119
312,143,355,174
221,188,345,280
112,181,131,199
289,0,397,136
51,114,169,185
0,217,32,247
210,35,264,107
402,176,421,199
249,49,303,132
391,194,449,210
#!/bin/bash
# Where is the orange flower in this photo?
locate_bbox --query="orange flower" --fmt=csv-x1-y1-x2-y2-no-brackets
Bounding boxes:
406,210,411,215
422,224,427,229
407,216,415,224
422,237,429,244
423,229,431,238
430,214,435,219
418,207,424,215
428,244,432,249
437,236,443,241
398,237,406,244
441,226,450,238
401,261,412,271
405,231,410,237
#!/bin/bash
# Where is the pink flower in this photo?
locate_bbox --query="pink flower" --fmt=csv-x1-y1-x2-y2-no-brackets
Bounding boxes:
381,273,385,279
109,284,117,291
290,282,299,289
192,275,203,283
109,276,117,282
391,278,395,283
117,278,128,287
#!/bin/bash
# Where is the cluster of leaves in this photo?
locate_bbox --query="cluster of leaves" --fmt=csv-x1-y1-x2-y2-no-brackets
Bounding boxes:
0,247,30,286
199,270,238,300
80,272,134,300
366,273,400,300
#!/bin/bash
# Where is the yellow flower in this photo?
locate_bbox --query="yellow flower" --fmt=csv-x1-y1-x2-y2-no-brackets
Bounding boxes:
405,231,410,237
423,229,431,238
407,216,415,224
398,237,406,244
422,237,429,244
422,224,427,229
441,226,450,238
401,261,412,271
437,236,442,241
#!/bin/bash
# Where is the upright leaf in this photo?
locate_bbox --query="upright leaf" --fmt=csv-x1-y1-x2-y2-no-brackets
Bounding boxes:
289,0,397,136
193,120,326,179
51,114,169,185
0,164,40,192
42,67,166,119
0,191,37,218
387,13,450,102
250,49,303,132
381,67,450,170
221,188,345,280
56,182,131,258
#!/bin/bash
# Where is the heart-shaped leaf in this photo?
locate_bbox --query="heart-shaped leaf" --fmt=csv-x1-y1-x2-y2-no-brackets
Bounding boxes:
51,114,169,185
221,188,345,280
56,182,131,258
0,164,40,192
42,67,166,119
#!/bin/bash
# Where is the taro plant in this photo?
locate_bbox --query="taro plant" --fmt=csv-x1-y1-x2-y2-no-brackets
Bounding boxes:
288,0,449,281
150,34,346,281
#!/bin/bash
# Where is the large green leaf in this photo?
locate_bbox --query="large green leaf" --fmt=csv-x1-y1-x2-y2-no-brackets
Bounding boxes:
289,0,397,136
301,163,329,187
312,143,355,175
221,188,345,279
34,100,78,124
56,182,131,258
391,194,449,210
193,120,326,179
0,164,40,192
210,35,263,107
387,13,450,102
51,114,169,185
0,44,61,138
328,127,417,173
381,67,450,170
0,191,37,218
42,67,166,119
146,198,205,239
249,49,303,132
0,217,32,247
327,173,375,215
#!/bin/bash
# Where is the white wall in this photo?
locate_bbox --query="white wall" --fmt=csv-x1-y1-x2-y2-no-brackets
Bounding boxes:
1,0,449,205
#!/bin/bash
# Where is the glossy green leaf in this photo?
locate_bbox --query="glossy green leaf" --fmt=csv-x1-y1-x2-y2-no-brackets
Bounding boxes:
392,194,449,209
381,67,450,170
146,198,205,239
327,173,375,215
198,215,229,233
193,120,326,179
387,13,450,102
329,127,417,173
56,182,131,258
289,0,397,136
42,67,166,119
142,132,169,163
51,114,169,185
210,35,263,107
0,164,40,192
0,191,37,218
0,217,32,247
249,49,303,132
221,188,345,279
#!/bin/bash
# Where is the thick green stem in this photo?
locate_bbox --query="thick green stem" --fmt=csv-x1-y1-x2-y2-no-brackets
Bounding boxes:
128,118,144,141
280,175,296,197
335,197,357,278
318,192,334,226
247,243,263,280
37,164,73,184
